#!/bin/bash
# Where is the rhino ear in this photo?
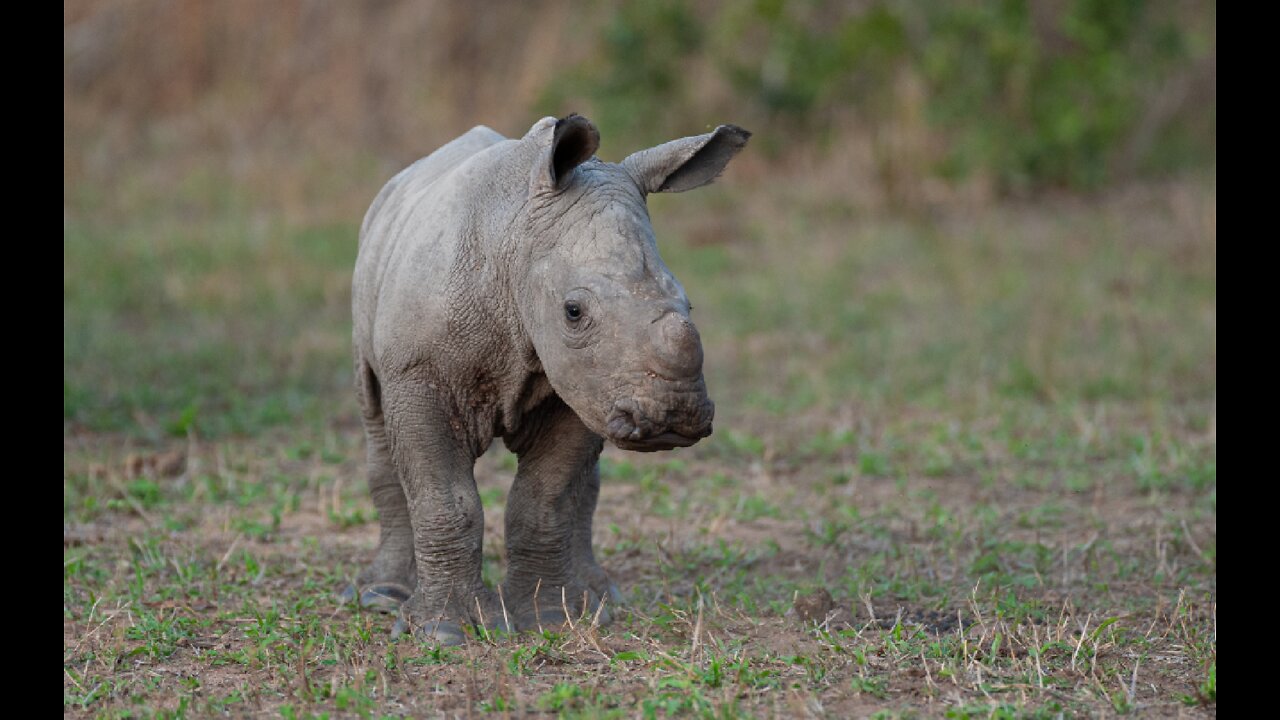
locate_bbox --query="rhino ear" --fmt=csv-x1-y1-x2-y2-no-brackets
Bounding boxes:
533,114,600,191
623,125,751,194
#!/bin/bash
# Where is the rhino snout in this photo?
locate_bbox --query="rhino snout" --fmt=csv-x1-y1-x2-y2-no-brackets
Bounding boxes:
647,312,704,380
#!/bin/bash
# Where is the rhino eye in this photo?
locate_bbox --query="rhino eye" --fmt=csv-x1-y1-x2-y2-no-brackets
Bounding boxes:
564,301,583,322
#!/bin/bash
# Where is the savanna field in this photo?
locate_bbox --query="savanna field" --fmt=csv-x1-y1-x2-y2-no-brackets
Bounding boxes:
65,3,1215,717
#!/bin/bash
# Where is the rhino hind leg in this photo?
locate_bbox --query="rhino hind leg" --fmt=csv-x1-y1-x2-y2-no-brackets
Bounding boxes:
341,361,418,612
502,398,618,630
341,421,416,612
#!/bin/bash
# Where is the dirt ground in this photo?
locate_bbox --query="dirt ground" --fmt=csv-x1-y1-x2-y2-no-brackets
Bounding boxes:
64,381,1216,718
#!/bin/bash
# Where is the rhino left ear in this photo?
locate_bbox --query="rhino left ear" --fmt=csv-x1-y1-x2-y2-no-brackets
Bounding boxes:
623,125,751,194
533,114,600,191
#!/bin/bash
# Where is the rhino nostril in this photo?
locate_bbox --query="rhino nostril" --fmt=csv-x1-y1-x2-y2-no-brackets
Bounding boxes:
606,409,637,440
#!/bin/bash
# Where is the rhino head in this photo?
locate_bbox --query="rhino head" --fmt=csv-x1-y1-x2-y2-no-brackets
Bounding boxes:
514,115,749,452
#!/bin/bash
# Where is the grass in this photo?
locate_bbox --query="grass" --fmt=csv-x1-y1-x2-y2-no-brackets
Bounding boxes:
64,164,1215,717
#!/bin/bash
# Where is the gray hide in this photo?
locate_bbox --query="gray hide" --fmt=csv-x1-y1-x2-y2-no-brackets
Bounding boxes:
346,114,749,644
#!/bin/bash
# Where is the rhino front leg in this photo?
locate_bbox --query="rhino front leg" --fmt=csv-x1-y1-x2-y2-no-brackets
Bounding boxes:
503,397,617,630
380,375,507,646
572,459,625,609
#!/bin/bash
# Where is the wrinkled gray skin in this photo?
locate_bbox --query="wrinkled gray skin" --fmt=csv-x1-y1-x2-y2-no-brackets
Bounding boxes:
345,115,749,645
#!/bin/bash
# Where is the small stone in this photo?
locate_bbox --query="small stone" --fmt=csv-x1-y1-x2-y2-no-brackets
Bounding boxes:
793,588,835,624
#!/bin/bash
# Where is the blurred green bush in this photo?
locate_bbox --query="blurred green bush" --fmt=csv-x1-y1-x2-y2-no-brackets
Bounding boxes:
65,0,1214,212
546,0,1214,193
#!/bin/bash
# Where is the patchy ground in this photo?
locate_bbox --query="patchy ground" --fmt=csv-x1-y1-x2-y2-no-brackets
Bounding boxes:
64,404,1215,718
65,179,1215,718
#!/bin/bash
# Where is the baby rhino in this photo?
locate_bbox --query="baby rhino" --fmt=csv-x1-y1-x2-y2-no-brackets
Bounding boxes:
346,114,749,645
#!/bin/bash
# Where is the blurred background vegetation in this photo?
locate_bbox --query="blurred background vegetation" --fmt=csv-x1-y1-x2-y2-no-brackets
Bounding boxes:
64,0,1215,440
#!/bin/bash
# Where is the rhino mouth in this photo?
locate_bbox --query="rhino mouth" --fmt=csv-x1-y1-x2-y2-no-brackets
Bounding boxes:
604,396,713,452
611,426,712,452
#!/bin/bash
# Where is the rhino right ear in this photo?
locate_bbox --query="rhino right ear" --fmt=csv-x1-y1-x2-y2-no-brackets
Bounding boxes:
530,114,601,192
623,125,751,194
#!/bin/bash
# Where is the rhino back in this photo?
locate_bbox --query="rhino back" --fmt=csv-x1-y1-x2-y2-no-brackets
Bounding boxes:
353,124,531,384
358,126,507,243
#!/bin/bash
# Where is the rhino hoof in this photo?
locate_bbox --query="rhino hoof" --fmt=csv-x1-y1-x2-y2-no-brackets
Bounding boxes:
391,616,468,646
389,614,512,646
514,595,612,631
582,591,616,624
592,603,614,625
339,583,412,613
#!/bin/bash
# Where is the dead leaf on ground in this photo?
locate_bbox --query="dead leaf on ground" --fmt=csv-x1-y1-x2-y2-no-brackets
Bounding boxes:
123,450,187,479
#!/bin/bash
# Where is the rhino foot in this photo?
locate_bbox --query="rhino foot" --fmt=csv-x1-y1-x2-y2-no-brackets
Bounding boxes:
391,613,514,646
505,583,614,632
338,582,413,613
391,587,512,646
578,564,626,609
391,616,468,646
